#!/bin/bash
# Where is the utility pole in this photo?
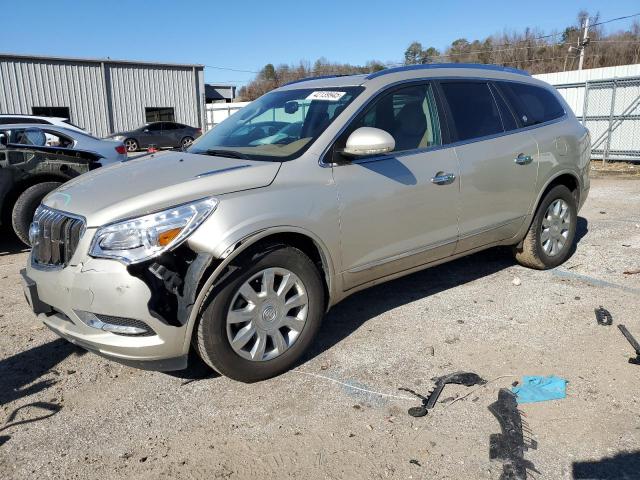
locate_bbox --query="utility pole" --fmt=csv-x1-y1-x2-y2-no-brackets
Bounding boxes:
578,17,590,70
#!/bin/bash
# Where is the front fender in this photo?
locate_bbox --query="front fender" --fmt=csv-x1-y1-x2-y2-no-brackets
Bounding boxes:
180,225,338,355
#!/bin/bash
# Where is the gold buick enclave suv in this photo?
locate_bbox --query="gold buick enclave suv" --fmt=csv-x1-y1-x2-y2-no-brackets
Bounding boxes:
22,64,590,382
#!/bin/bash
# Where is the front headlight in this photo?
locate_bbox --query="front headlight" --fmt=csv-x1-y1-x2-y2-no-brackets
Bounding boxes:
90,198,218,264
111,135,125,141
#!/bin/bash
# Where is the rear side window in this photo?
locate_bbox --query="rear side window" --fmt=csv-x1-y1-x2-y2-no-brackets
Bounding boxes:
440,81,504,141
490,84,518,131
498,82,565,126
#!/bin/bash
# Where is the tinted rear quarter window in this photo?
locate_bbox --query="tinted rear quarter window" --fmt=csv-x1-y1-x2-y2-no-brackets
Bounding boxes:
498,82,565,126
440,81,504,141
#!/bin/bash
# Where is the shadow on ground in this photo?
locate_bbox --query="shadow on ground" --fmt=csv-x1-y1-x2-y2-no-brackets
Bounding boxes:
0,338,85,445
0,338,83,406
304,217,589,365
305,246,516,363
573,451,640,479
0,232,28,257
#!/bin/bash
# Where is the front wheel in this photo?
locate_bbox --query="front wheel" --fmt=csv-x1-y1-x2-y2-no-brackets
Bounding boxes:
194,245,325,382
12,182,62,246
513,185,577,269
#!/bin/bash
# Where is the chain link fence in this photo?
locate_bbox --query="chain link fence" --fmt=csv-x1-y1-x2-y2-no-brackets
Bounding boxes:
554,76,640,163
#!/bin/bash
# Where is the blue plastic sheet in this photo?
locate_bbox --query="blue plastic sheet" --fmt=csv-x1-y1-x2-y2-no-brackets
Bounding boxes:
511,375,567,404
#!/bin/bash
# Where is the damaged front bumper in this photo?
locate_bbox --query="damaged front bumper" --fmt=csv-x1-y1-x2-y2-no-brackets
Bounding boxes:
23,254,191,371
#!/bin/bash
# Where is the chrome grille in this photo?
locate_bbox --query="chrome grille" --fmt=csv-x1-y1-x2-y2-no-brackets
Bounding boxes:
31,207,85,268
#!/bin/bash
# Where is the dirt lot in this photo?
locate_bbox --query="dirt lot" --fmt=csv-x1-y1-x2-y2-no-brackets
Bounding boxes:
1,175,639,479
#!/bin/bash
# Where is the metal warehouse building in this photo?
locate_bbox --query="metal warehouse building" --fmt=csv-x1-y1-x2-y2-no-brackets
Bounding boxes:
0,53,205,138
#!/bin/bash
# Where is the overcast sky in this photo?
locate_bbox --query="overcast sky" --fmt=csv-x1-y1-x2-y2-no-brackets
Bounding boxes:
1,0,638,85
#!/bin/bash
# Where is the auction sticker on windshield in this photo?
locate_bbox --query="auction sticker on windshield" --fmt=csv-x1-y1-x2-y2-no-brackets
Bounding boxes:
306,91,346,101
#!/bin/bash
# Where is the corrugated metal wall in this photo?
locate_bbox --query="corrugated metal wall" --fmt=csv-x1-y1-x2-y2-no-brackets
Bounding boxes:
0,58,109,136
0,55,204,138
108,65,201,134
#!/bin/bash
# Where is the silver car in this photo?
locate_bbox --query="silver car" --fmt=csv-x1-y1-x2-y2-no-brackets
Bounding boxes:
0,124,127,165
22,64,590,382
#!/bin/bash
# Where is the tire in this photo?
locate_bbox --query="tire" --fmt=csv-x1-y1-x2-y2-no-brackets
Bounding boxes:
12,182,62,246
124,138,138,152
181,136,194,149
194,245,325,382
513,185,577,270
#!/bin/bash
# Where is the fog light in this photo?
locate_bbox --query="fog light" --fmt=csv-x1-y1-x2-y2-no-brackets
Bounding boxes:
75,310,149,335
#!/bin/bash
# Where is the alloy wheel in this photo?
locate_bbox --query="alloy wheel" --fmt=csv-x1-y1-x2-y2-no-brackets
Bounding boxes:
540,198,571,256
124,139,137,152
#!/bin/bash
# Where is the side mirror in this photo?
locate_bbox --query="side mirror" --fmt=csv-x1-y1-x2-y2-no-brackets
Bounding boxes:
342,127,395,157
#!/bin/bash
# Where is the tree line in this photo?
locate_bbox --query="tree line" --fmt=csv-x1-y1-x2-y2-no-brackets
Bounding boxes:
238,12,640,100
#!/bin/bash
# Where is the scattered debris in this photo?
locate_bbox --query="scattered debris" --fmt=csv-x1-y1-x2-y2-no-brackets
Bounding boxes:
489,389,538,480
512,277,522,286
511,376,567,404
427,346,435,356
399,372,486,417
623,268,640,275
599,211,606,214
617,325,640,365
595,306,613,326
409,459,422,467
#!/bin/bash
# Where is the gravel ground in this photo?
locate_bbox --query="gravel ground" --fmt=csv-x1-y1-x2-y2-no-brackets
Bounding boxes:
1,175,639,480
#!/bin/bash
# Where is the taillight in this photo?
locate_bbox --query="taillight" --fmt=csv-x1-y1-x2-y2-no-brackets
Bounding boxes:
196,128,202,133
115,145,126,154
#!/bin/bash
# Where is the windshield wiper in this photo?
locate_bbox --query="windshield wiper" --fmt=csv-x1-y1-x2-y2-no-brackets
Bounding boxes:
202,149,248,159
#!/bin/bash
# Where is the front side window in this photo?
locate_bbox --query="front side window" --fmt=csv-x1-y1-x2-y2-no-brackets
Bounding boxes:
189,87,363,161
498,82,565,126
349,83,441,152
440,81,504,142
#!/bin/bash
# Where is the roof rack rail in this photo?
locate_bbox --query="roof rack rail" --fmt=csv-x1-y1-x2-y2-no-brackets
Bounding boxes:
283,73,359,86
366,63,530,80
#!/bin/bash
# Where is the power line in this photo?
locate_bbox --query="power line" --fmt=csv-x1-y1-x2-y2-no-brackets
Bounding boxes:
204,65,260,74
590,12,640,28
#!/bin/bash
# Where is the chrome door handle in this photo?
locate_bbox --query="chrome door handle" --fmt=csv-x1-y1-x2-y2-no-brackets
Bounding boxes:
431,172,456,185
514,153,533,165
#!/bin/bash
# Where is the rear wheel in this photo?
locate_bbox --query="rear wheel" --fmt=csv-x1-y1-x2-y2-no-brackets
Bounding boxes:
194,245,325,382
181,136,194,149
513,185,577,269
12,182,62,246
124,138,138,152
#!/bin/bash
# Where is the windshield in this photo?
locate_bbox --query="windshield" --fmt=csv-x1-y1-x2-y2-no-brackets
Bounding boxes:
188,86,363,161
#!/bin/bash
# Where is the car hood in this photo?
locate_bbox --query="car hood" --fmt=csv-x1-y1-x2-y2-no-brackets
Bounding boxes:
43,150,281,227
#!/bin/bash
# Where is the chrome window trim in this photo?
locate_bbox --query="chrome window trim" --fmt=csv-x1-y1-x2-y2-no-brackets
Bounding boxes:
319,75,567,168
